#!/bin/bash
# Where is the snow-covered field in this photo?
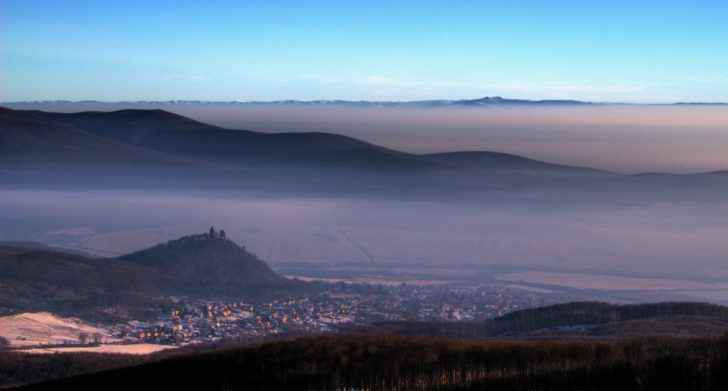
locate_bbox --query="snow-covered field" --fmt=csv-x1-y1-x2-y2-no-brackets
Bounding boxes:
20,343,175,355
0,312,118,347
0,312,176,354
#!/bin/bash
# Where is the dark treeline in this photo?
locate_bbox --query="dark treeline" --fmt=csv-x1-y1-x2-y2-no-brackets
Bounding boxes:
0,351,146,388
0,334,291,388
491,302,728,334
361,302,728,338
12,334,728,391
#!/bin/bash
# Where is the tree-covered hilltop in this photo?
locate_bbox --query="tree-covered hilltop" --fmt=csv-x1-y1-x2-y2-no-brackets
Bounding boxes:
0,229,309,322
118,227,281,285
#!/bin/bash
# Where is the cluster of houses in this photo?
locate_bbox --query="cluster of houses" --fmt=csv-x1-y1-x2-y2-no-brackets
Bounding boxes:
113,283,545,345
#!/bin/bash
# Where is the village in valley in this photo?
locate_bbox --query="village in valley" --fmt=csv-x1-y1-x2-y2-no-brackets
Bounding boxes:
0,228,558,353
2,281,551,353
110,282,548,346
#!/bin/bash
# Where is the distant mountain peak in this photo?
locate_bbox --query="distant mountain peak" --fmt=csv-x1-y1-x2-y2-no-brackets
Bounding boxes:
455,96,593,106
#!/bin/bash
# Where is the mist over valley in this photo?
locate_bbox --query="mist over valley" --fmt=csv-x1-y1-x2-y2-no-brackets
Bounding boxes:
2,104,727,305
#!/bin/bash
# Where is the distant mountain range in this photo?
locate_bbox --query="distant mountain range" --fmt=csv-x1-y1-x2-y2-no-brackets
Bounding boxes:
1,106,727,199
3,96,727,106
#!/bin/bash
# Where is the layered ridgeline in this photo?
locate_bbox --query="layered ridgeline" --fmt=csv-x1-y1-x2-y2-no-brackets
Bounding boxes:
364,301,728,338
0,229,302,321
3,106,725,198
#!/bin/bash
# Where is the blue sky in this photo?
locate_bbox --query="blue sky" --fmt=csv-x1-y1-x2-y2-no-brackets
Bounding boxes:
2,1,727,102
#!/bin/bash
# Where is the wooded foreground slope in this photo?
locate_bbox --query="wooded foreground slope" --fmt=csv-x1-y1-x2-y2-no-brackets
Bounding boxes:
9,334,728,391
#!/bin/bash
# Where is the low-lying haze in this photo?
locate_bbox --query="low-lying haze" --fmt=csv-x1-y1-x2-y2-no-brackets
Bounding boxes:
2,190,727,280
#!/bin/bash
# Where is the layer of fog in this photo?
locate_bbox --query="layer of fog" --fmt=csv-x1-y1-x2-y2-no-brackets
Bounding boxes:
7,102,728,174
4,102,728,303
2,190,727,282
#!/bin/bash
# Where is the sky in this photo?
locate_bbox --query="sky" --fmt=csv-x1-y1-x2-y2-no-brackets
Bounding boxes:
1,1,727,102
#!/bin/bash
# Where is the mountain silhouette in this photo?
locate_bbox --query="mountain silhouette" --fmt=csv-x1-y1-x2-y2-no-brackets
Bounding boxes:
0,107,198,168
28,108,429,170
2,106,726,199
119,227,280,284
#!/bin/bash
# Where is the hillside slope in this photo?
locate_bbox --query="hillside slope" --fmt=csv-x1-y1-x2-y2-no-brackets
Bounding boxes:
29,108,431,170
0,107,199,168
421,151,612,176
0,231,303,321
119,228,280,284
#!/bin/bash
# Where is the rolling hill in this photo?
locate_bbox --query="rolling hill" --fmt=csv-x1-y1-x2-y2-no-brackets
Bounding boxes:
0,230,304,321
363,301,728,339
119,228,281,285
420,151,612,176
0,106,607,175
0,107,199,168
2,106,727,198
27,108,432,170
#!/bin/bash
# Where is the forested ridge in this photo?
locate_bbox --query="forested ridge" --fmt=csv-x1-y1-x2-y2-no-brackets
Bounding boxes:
8,334,728,390
362,301,728,338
